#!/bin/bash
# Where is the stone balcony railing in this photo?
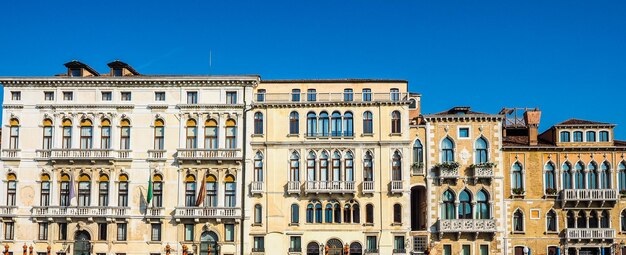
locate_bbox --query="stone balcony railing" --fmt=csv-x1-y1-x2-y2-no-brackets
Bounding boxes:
173,207,241,220
176,149,242,162
411,164,424,176
561,189,618,207
145,207,165,218
147,150,167,161
362,181,375,194
566,228,615,241
438,166,460,180
250,181,263,195
1,149,21,160
0,206,17,217
287,181,301,194
438,219,497,233
36,149,132,161
31,206,129,218
473,166,494,179
255,92,410,104
390,180,403,194
305,181,356,194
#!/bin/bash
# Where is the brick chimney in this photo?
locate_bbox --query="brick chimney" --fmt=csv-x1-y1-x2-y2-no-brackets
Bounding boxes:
523,109,541,146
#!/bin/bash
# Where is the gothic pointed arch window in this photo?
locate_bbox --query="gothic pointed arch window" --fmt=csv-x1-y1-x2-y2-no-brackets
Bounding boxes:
513,209,524,232
442,190,455,219
546,210,557,232
601,210,610,228
600,161,611,189
315,202,323,223
567,211,576,228
512,162,524,190
589,211,599,228
320,151,329,182
363,151,373,182
307,151,317,182
562,162,573,189
588,162,598,189
476,190,490,219
577,211,587,228
254,152,264,182
619,161,626,192
575,162,585,189
325,203,333,223
475,137,488,164
441,137,454,163
544,162,556,192
334,201,342,223
621,210,626,231
290,152,300,182
413,139,423,169
458,190,472,219
332,151,342,182
345,151,354,182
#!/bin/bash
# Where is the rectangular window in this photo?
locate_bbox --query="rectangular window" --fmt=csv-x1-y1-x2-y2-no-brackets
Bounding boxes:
11,91,21,100
393,236,405,252
7,181,16,206
184,224,194,241
307,89,316,102
390,88,400,101
226,91,237,104
58,223,67,240
41,181,50,206
59,182,69,206
290,236,302,252
462,245,471,255
98,223,107,241
480,245,489,255
187,91,198,104
101,126,111,149
99,182,108,206
4,222,14,240
155,92,166,101
44,91,55,101
253,237,265,252
291,89,301,102
225,182,236,207
101,92,112,101
70,69,82,77
78,181,90,206
113,68,123,76
362,88,372,102
116,223,127,241
185,182,196,207
151,224,161,241
38,223,48,240
459,127,470,138
574,131,583,142
343,89,353,102
366,236,377,252
118,182,128,207
153,181,163,207
257,89,266,102
443,245,452,255
63,91,73,101
225,224,234,242
121,92,131,101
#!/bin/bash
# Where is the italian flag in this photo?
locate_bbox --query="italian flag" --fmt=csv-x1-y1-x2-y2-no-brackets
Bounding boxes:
146,174,153,205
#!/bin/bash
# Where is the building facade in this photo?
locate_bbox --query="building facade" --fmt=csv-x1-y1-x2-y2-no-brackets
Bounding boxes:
0,61,258,255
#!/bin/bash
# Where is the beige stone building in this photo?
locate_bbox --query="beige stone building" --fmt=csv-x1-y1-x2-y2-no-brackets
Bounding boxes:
0,61,258,255
248,80,419,254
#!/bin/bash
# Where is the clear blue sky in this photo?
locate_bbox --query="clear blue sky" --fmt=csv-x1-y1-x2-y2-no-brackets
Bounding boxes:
1,1,625,138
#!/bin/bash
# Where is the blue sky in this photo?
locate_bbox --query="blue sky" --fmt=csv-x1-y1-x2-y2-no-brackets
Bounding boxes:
1,1,625,137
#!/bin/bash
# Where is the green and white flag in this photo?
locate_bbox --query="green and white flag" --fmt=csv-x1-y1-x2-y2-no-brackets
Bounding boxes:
146,174,153,205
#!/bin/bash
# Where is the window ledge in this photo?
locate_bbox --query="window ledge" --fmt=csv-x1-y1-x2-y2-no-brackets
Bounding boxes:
512,231,525,234
389,133,402,137
391,222,403,226
288,223,300,227
361,133,374,137
112,241,128,244
363,223,374,227
545,231,559,234
147,241,162,244
252,223,263,227
287,134,299,137
252,134,264,138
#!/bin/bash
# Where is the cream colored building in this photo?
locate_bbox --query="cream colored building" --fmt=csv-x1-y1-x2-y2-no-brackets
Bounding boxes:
248,80,418,254
0,61,258,255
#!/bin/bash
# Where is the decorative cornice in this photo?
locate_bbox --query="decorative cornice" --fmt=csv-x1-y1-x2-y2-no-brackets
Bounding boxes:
0,76,259,88
36,104,135,109
252,101,410,108
250,140,412,146
147,105,169,109
2,104,24,109
502,146,626,151
176,104,245,110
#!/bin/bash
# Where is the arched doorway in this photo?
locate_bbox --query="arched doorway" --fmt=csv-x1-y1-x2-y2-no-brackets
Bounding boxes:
411,186,427,231
73,231,91,255
200,231,219,255
326,239,343,255
349,242,362,255
306,242,320,255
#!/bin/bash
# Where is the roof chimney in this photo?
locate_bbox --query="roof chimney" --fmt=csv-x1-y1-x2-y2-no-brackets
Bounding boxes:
523,109,541,146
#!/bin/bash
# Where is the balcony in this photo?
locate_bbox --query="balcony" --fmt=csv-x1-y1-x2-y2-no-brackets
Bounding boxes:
145,207,165,218
473,165,494,179
173,207,241,222
31,206,129,219
362,181,374,194
438,219,497,234
438,166,460,181
0,206,17,217
561,189,618,208
176,149,242,163
36,149,132,162
1,149,21,160
393,249,407,255
287,181,301,194
147,150,167,161
390,180,403,194
305,181,355,194
305,132,355,139
566,228,615,241
255,92,410,104
364,249,379,255
250,181,263,195
411,163,424,176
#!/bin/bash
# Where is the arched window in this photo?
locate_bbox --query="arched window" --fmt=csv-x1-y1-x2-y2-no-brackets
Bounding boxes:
476,190,489,219
224,175,236,207
562,162,573,189
40,174,51,206
204,174,217,207
343,204,352,223
118,173,129,207
345,151,354,182
307,112,317,137
546,210,557,232
600,162,611,189
77,174,91,207
6,173,16,206
332,151,342,182
331,111,342,137
319,112,329,137
409,98,417,109
343,112,353,136
392,150,402,181
289,111,299,135
59,174,70,206
62,119,73,149
120,119,131,150
325,204,333,223
254,152,263,182
225,119,237,149
334,201,342,223
307,242,320,255
320,151,329,182
291,204,299,224
307,151,316,181
567,211,576,228
9,118,19,149
393,204,402,223
573,131,583,142
366,204,374,224
544,162,556,192
42,119,54,150
200,231,218,255
185,174,196,206
352,202,360,223
619,161,626,192
80,119,93,149
185,119,198,149
306,204,314,223
363,111,373,134
413,140,423,168
588,162,598,189
621,210,626,231
601,210,610,228
290,152,300,182
391,111,401,133
475,137,488,164
599,131,610,142
153,174,164,207
363,151,373,182
154,119,165,150
513,209,524,232
204,119,218,149
458,190,472,219
577,211,586,228
254,204,263,224
441,137,454,163
442,190,455,219
315,203,322,223
98,174,109,206
589,211,599,228
100,119,111,149
586,131,596,142
574,162,585,189
254,112,263,135
512,162,524,190
560,131,571,142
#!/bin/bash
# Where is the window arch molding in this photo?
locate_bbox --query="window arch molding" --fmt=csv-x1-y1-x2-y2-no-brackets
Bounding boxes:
440,136,455,163
543,161,557,194
474,136,489,164
512,208,525,232
511,161,525,193
546,209,558,232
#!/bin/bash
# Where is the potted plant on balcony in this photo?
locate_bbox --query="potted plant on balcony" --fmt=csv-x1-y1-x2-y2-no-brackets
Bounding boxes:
545,188,557,196
469,162,497,169
411,162,424,175
512,188,525,196
434,162,460,170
